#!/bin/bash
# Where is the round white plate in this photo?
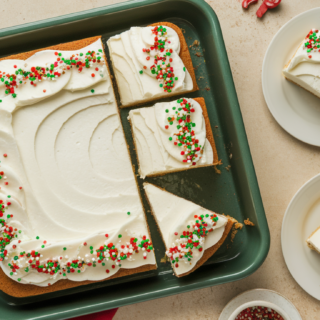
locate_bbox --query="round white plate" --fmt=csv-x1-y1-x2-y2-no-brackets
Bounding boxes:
219,289,301,320
262,8,320,146
282,173,320,300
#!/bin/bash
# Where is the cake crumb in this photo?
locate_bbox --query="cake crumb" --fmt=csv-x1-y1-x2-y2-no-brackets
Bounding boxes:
198,76,204,81
160,255,168,263
225,165,231,171
205,86,210,91
214,166,221,174
244,218,255,226
235,222,243,230
195,52,202,57
181,28,186,33
192,40,200,47
231,229,238,242
222,215,243,242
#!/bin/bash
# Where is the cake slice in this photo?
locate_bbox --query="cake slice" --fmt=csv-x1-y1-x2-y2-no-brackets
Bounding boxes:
144,183,235,277
283,29,320,98
128,97,219,178
107,22,198,107
307,226,320,253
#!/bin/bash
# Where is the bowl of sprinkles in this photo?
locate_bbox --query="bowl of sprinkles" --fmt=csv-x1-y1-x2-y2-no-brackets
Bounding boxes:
229,301,289,320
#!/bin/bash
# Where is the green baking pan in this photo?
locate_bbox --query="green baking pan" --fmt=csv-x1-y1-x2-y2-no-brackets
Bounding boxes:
0,0,270,318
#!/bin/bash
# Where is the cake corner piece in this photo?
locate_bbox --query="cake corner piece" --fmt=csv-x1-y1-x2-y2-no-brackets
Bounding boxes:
107,22,198,108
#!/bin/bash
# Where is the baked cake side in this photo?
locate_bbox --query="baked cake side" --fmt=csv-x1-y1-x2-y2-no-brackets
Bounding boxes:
143,183,235,277
128,97,219,179
0,36,156,298
107,22,198,108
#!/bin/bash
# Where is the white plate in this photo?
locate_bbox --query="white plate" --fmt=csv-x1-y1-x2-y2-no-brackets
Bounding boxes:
282,173,320,300
219,289,301,320
262,8,320,146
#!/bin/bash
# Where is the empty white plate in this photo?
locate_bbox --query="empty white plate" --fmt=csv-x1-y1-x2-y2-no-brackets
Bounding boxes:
282,173,320,300
262,7,320,146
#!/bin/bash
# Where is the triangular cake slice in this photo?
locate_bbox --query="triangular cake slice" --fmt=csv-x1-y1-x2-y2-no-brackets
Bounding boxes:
307,226,320,253
144,183,235,277
283,29,320,98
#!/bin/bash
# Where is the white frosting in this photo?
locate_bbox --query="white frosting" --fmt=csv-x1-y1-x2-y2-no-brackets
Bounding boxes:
107,26,193,106
144,183,228,276
283,29,320,97
307,227,320,253
128,98,214,178
0,39,155,287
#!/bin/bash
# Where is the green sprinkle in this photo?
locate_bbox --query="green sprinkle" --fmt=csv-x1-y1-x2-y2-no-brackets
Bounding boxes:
36,236,40,240
183,67,186,72
63,247,67,251
139,70,143,74
118,234,122,238
127,211,131,215
91,89,95,93
169,137,172,141
165,109,169,113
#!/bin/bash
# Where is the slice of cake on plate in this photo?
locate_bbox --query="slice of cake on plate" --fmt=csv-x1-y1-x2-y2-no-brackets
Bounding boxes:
0,36,156,298
307,226,320,253
107,22,198,107
143,183,235,277
283,29,320,97
128,97,219,178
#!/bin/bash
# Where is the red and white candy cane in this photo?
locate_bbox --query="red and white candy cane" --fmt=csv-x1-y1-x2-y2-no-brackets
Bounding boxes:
256,0,281,18
242,0,258,9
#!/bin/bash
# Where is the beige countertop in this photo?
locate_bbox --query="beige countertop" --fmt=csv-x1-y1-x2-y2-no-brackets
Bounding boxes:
1,0,320,319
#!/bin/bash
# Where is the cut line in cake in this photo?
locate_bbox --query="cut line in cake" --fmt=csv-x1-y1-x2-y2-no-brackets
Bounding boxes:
107,22,198,108
144,183,235,277
128,97,219,178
